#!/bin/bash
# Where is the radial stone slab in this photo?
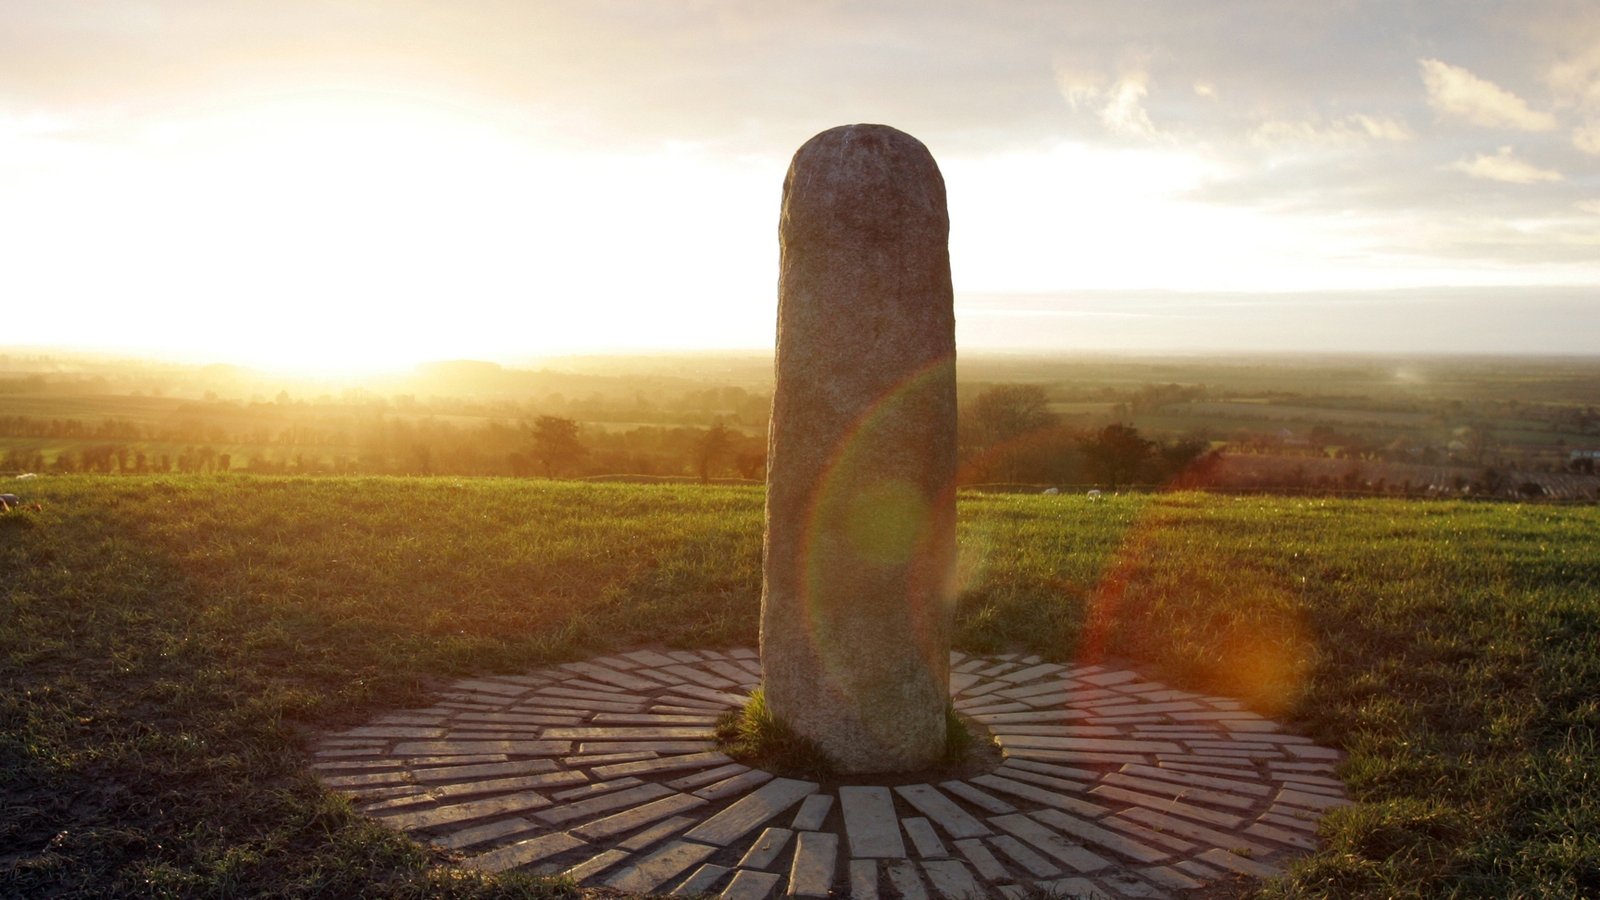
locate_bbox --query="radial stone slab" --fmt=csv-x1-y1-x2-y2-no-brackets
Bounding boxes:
311,648,1350,898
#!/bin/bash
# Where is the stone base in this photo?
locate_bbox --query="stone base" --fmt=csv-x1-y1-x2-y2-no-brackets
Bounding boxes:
311,649,1348,898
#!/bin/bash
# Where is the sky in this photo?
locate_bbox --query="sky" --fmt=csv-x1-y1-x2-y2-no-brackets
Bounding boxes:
2,0,1598,372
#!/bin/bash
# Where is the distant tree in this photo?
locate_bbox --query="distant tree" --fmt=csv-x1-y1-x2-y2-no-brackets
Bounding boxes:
1463,423,1498,465
959,385,1064,483
531,415,587,478
1476,466,1507,496
1157,438,1208,475
734,446,767,481
1081,423,1153,488
695,422,732,483
410,443,433,476
508,451,534,478
969,385,1057,447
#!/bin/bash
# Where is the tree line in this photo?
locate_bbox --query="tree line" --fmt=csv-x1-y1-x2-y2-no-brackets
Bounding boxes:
3,384,1207,488
957,385,1213,488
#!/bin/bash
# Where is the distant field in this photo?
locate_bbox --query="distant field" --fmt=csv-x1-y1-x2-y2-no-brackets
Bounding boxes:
1184,400,1433,427
2,477,1596,897
5,353,1598,485
0,393,192,425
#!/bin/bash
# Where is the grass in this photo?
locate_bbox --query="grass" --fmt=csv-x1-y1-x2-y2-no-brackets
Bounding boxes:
0,475,1597,897
715,689,835,779
715,691,983,779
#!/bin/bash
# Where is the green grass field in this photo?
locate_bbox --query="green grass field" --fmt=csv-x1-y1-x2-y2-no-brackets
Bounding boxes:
2,477,1597,897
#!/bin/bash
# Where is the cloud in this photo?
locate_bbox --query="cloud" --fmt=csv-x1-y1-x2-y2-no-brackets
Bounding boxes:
1575,122,1600,154
1420,58,1559,130
1100,73,1160,138
1250,114,1411,148
1054,62,1164,140
1547,44,1600,109
1579,199,1600,215
1053,66,1106,111
1449,146,1563,183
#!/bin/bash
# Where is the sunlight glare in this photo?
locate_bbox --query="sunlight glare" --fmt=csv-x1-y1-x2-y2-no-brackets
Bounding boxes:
3,91,776,373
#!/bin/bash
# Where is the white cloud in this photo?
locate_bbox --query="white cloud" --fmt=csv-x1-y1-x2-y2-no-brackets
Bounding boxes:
1579,199,1600,215
1449,146,1563,183
1054,62,1164,140
1420,58,1558,131
1548,44,1600,109
1100,72,1159,138
1193,81,1216,98
1053,66,1105,111
1575,122,1600,155
1251,114,1411,148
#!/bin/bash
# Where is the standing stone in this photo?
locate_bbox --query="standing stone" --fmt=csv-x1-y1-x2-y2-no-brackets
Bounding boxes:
761,124,956,773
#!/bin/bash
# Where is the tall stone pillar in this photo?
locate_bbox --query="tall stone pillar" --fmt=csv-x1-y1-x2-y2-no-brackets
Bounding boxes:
761,124,956,774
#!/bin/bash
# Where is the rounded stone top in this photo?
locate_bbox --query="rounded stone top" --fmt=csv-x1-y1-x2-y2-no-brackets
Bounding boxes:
781,124,947,244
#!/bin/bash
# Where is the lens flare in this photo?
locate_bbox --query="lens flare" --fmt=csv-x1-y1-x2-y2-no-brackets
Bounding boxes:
783,355,958,740
1074,486,1311,716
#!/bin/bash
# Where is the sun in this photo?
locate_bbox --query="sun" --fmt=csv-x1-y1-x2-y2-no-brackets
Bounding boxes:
8,87,775,376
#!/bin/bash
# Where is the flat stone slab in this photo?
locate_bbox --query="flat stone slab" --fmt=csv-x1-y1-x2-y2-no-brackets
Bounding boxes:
311,649,1347,896
788,831,840,897
605,839,717,894
841,786,907,858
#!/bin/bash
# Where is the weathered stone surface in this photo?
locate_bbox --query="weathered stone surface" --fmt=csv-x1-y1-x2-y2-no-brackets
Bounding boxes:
787,831,839,897
762,123,955,774
938,780,1016,815
619,815,695,851
315,654,1352,897
902,817,948,858
536,783,673,826
671,863,729,896
433,816,538,851
988,814,1111,873
1030,808,1169,864
1197,846,1283,878
951,838,1009,882
571,791,705,840
849,859,881,900
988,834,1061,878
463,831,585,874
738,827,795,869
683,777,818,846
884,859,931,900
791,793,835,831
894,784,989,839
692,768,775,801
562,848,630,883
724,868,782,900
920,859,982,899
841,785,908,858
604,840,716,894
376,790,552,832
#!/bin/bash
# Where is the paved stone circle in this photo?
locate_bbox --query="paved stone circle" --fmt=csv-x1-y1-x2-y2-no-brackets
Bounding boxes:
311,648,1349,899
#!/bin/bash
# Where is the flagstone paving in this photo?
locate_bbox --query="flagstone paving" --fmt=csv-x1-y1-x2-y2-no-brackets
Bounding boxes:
311,649,1349,898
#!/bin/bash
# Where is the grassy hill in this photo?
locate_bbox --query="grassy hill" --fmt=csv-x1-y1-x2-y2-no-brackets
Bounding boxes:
2,477,1597,897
